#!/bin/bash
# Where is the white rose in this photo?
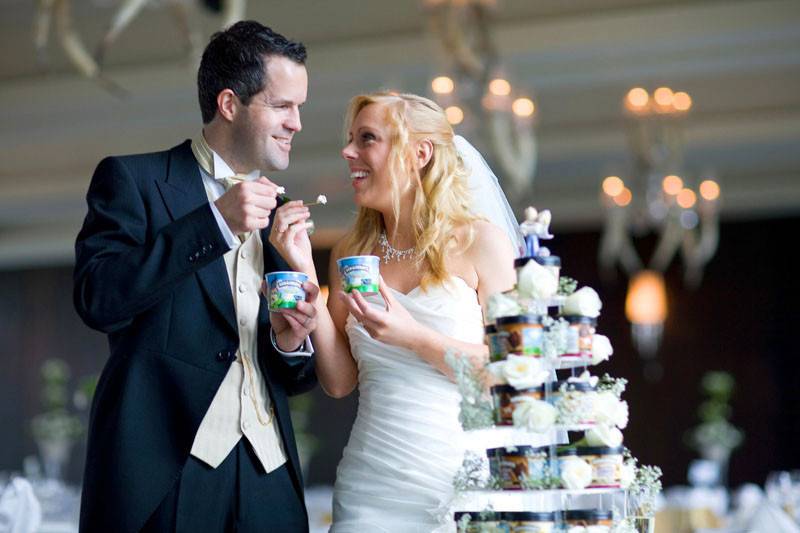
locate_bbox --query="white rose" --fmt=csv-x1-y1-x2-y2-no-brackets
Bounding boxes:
511,396,557,432
486,292,521,322
585,425,624,447
593,391,629,429
590,334,613,365
560,456,593,490
568,370,600,388
568,528,610,533
486,361,508,383
563,286,603,318
517,259,558,300
502,355,549,390
620,460,637,488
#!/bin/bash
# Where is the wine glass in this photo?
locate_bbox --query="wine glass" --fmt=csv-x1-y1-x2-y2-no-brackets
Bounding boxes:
766,470,797,521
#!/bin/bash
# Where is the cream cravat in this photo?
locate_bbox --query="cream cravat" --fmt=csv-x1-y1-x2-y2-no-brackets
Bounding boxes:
192,134,258,242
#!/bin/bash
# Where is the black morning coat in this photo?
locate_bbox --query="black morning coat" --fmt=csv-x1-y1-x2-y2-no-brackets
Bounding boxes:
73,140,317,532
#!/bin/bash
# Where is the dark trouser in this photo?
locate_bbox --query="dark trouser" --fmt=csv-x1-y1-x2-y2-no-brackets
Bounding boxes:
142,440,307,532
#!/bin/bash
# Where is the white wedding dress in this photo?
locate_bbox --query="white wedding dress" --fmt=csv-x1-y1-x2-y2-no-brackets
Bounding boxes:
331,276,484,533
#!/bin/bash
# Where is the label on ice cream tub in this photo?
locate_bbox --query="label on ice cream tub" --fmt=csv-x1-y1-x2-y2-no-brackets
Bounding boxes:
266,271,308,311
336,256,380,294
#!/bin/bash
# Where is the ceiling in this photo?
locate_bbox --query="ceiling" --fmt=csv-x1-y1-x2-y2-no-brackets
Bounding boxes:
1,0,799,268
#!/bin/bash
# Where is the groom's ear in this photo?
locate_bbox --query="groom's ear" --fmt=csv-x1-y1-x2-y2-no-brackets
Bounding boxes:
216,89,239,122
415,139,434,170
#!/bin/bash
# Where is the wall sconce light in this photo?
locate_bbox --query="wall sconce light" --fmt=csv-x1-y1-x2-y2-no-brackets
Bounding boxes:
625,270,668,379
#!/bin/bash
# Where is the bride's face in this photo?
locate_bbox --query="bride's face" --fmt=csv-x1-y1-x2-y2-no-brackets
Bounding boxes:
342,103,410,212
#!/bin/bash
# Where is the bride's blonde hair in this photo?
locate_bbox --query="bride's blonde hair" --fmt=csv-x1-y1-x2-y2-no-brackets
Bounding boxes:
339,92,479,289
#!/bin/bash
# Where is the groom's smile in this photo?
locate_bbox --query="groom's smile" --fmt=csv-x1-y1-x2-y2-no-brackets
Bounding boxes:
273,135,293,152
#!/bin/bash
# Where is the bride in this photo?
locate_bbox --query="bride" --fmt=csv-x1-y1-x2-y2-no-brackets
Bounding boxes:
268,92,521,531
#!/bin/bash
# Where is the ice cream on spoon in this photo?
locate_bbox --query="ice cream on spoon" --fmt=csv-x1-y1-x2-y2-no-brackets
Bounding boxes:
276,187,327,207
304,194,327,207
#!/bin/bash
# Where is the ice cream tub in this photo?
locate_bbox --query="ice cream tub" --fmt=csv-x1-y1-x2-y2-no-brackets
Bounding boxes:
485,324,510,362
502,511,556,532
337,255,380,294
265,271,308,311
496,315,544,356
487,445,549,490
490,384,544,426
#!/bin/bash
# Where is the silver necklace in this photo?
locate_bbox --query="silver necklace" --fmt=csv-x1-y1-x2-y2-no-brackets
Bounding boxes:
378,231,415,263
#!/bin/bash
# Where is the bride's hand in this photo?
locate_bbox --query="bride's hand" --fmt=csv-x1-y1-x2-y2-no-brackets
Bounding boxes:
339,276,422,349
268,201,314,273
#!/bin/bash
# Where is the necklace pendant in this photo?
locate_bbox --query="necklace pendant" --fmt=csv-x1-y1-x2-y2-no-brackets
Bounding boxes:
379,231,414,264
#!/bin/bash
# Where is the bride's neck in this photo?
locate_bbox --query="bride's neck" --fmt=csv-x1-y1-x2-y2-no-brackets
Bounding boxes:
381,212,415,250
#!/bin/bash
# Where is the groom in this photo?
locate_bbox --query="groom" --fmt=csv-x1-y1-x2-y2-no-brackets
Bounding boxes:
73,21,318,532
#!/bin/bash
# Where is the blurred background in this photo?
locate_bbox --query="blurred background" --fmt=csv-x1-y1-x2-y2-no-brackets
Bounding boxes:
1,0,799,530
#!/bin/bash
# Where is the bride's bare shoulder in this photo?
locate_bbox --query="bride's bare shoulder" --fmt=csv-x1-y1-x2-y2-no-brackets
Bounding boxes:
467,220,516,287
466,220,514,254
446,221,514,287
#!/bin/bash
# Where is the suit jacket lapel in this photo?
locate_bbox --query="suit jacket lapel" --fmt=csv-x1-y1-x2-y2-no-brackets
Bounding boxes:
156,140,237,335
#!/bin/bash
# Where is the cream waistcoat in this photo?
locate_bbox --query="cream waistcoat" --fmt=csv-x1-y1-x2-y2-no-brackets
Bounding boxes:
188,135,286,471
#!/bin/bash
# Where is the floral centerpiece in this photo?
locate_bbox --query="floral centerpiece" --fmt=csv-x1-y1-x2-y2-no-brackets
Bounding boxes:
30,359,94,481
684,370,743,486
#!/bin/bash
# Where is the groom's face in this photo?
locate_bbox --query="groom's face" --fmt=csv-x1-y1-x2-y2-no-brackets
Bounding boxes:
232,55,308,172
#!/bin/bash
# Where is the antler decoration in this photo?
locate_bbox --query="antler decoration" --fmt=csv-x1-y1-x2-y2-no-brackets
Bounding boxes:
428,0,496,83
33,0,248,93
33,0,125,95
488,111,538,196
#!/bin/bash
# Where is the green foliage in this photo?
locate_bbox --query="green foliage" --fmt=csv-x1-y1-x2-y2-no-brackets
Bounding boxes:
702,371,735,397
598,373,628,399
31,358,90,441
557,276,578,296
446,350,493,430
685,370,744,456
453,451,489,491
541,316,568,361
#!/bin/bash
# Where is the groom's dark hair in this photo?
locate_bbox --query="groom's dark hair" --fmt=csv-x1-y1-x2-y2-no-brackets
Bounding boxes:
197,20,307,124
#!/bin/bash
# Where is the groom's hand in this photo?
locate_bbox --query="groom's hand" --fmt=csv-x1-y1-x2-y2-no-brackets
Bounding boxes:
215,177,280,234
267,281,319,352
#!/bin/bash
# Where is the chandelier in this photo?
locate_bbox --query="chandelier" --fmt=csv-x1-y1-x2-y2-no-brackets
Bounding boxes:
424,0,537,196
599,86,721,377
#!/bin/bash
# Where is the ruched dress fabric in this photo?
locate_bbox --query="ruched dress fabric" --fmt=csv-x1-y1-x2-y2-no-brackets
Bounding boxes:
331,277,484,533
